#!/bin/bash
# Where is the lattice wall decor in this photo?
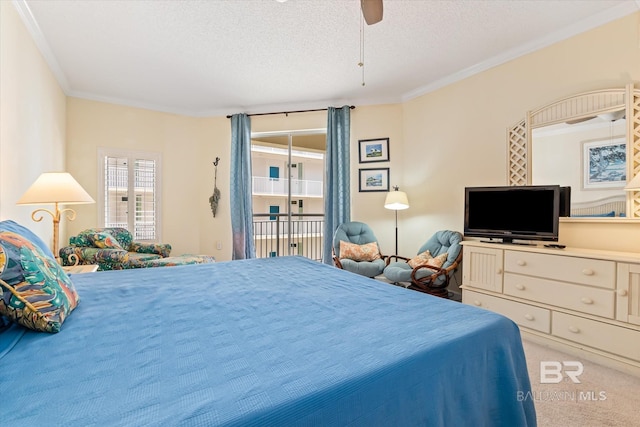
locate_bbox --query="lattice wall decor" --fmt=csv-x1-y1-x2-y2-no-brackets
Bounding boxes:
629,88,640,218
507,84,640,219
508,119,528,186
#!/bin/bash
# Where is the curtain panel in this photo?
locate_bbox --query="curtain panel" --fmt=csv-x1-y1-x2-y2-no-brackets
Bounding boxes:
230,114,256,260
323,106,351,264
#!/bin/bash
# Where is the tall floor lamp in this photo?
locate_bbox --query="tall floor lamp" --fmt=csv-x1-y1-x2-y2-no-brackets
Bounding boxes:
384,186,410,256
17,172,95,262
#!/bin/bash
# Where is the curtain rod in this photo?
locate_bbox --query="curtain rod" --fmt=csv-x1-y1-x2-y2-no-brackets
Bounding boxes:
226,105,355,119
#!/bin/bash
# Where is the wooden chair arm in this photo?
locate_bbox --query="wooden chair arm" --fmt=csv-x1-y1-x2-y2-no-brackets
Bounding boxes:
333,257,344,269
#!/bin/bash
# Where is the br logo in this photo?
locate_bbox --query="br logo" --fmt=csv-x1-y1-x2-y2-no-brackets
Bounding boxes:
540,361,584,384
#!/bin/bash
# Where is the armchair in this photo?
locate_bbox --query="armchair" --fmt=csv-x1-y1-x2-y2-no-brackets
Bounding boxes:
383,230,462,298
60,227,171,270
332,221,387,278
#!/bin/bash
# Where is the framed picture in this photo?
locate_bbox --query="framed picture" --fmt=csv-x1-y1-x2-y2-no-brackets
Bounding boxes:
582,137,626,190
359,168,390,192
358,138,389,163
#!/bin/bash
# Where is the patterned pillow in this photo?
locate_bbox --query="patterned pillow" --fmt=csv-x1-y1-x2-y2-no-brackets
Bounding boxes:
408,250,448,269
0,231,80,333
87,231,124,250
0,220,56,260
339,241,381,261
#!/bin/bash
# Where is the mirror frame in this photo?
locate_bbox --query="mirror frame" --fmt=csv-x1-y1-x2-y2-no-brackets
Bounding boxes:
508,83,640,221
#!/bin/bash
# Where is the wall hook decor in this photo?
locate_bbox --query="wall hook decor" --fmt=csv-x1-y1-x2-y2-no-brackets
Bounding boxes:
209,157,221,217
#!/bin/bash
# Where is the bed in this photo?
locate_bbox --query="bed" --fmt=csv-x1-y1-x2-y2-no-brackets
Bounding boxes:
570,194,627,217
1,254,536,426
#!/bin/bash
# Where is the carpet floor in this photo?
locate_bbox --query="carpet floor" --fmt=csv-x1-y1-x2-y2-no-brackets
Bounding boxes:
521,339,640,427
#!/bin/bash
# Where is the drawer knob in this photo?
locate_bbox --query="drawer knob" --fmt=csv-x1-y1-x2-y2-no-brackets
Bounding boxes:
580,297,594,305
582,269,595,276
617,289,628,297
517,260,526,266
473,300,482,307
568,326,581,334
496,268,503,274
515,284,525,291
524,314,534,321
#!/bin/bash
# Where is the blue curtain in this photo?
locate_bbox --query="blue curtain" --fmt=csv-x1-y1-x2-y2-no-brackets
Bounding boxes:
230,114,256,260
323,106,351,265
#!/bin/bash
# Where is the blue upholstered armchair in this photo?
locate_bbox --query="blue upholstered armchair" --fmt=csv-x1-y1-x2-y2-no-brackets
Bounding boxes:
383,230,463,298
332,221,387,278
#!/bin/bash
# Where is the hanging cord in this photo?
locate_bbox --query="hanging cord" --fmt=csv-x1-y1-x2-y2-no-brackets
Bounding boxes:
358,14,365,86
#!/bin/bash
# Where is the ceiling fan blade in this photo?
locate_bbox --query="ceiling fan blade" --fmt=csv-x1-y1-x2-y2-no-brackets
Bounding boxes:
361,0,383,25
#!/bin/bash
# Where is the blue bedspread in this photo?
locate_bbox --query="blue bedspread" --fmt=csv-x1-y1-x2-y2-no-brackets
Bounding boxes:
0,256,536,426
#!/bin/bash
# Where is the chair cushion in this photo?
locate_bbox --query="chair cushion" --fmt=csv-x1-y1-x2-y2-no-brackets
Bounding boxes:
407,251,448,269
332,221,379,258
339,258,386,278
339,241,380,261
384,261,436,283
0,231,79,333
416,230,462,269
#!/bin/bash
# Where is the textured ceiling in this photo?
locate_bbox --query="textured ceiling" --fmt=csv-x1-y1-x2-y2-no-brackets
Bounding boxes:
16,0,639,117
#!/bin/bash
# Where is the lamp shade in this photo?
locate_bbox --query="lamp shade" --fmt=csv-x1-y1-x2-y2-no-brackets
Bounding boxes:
624,173,640,191
17,172,94,205
384,190,409,210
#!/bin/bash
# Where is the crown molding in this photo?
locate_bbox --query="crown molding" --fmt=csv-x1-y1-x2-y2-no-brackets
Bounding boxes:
402,2,640,103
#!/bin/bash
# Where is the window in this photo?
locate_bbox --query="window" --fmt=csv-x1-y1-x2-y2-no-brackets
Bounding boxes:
98,148,162,241
269,166,279,180
269,205,280,221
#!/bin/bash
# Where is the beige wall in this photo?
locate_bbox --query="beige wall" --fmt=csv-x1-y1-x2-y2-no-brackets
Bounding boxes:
3,3,640,261
66,98,229,258
401,12,640,254
0,2,67,247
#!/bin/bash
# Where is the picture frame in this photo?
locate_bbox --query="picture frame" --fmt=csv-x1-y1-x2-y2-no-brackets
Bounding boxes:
581,137,626,190
358,138,390,163
359,168,390,192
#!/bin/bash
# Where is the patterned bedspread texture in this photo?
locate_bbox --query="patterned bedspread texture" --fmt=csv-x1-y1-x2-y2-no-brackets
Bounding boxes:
0,256,536,426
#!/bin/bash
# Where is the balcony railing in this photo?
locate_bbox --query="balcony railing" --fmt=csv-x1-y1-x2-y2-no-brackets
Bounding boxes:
252,176,323,197
253,213,324,261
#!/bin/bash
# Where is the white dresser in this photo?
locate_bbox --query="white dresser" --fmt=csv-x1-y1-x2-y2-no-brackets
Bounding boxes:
461,241,640,375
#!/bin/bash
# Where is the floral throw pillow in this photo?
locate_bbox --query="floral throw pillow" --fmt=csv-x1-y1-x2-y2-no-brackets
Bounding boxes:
408,250,448,269
0,231,80,333
339,241,381,261
88,231,124,250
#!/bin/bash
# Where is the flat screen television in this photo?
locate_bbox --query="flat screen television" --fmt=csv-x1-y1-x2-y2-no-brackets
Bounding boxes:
464,185,560,244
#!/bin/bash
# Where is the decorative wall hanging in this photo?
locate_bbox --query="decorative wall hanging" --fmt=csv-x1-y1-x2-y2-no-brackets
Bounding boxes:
209,157,221,217
358,138,389,163
359,167,390,192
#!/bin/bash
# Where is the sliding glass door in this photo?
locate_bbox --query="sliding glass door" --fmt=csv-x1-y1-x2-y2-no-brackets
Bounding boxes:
251,129,326,260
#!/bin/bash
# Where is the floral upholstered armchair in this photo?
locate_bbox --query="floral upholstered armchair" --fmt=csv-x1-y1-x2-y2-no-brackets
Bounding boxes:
59,227,172,271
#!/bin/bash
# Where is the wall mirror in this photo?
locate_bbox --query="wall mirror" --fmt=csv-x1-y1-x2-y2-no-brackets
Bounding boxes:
508,84,640,221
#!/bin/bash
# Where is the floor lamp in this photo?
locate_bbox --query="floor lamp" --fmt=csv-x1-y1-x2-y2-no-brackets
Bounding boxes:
384,186,410,256
17,172,95,263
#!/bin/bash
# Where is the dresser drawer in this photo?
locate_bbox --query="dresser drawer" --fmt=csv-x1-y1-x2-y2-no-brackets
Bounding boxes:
552,312,640,362
504,250,615,289
504,273,615,319
463,290,551,333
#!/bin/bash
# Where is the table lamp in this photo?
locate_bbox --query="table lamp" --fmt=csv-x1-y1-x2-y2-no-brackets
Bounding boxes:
384,185,410,256
17,172,94,262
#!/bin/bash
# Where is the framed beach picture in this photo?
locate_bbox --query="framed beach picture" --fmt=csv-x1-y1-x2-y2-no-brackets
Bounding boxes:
359,168,390,192
358,138,390,163
582,137,626,190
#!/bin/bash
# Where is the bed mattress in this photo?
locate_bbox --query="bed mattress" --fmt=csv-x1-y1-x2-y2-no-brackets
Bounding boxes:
0,256,535,426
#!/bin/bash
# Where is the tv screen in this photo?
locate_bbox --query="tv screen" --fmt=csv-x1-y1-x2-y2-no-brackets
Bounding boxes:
464,185,560,244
